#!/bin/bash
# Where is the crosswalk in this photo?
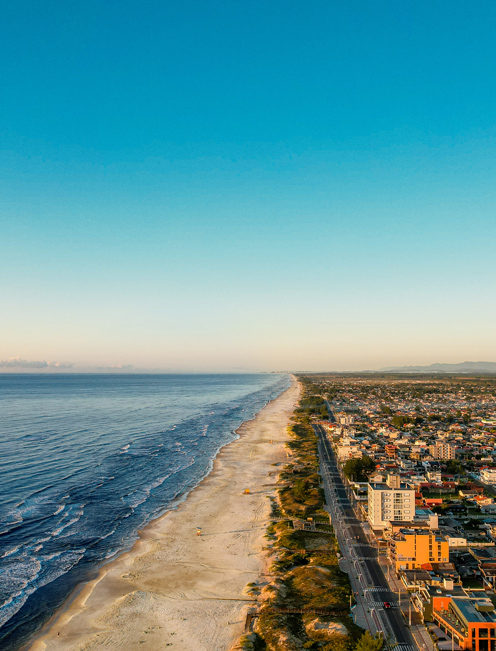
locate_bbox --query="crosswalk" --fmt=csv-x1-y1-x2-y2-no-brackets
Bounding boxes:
384,644,414,651
369,601,399,607
366,587,390,592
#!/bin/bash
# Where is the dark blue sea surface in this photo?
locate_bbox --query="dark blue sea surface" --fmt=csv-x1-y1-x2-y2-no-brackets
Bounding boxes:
0,373,290,650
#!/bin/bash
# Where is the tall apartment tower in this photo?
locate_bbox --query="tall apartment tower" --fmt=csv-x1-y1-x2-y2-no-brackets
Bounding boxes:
429,442,456,459
367,482,416,530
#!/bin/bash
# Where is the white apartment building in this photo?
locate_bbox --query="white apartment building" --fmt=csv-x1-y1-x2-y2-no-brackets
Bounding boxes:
481,467,496,485
367,482,416,530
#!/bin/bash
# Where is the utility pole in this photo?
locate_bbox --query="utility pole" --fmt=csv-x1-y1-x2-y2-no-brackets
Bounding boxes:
409,597,412,626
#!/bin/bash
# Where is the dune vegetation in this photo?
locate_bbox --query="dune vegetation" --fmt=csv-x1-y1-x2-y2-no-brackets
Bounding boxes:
232,379,383,651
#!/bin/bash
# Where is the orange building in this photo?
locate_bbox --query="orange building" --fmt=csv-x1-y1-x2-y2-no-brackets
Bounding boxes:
388,528,449,572
433,596,496,651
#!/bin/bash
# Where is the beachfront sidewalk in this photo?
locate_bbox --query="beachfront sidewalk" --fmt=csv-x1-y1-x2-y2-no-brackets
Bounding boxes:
338,556,381,635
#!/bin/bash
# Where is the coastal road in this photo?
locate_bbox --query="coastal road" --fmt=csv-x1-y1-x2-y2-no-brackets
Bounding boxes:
313,423,417,651
324,400,336,423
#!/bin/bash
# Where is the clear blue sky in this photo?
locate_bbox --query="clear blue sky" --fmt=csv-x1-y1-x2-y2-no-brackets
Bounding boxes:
2,0,496,371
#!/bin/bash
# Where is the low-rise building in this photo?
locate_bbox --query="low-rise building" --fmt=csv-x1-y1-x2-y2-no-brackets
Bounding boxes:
432,596,496,651
481,468,496,485
481,504,496,515
411,582,465,623
470,496,494,507
447,536,468,547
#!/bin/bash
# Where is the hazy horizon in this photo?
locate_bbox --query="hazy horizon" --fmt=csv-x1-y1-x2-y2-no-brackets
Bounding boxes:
2,1,495,370
1,357,496,375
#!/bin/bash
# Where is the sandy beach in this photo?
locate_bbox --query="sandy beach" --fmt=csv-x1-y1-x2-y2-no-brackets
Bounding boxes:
29,377,300,651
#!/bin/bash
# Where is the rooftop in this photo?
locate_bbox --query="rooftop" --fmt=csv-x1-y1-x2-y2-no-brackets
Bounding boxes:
451,598,496,624
427,584,466,598
395,528,445,541
369,482,413,491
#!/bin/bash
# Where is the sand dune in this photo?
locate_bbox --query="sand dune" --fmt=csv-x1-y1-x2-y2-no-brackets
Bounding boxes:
30,377,300,651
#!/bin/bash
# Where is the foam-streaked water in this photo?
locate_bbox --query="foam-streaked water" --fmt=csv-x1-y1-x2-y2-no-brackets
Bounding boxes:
0,373,290,650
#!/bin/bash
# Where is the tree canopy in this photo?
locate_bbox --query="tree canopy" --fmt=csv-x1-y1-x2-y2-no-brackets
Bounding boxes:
343,456,375,481
355,631,384,651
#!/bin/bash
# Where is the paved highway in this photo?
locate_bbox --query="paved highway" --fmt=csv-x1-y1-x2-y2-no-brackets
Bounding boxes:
324,400,336,423
313,422,417,651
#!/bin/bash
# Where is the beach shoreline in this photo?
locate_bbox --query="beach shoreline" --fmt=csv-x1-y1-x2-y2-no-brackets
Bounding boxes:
27,375,300,651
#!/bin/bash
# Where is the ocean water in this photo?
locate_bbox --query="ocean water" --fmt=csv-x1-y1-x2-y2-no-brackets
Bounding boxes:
0,372,290,650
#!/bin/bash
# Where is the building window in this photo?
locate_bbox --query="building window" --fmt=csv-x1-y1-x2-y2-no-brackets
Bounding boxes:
479,641,489,651
480,629,489,638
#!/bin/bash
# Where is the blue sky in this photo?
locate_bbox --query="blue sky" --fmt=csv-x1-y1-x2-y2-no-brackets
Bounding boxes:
2,0,496,371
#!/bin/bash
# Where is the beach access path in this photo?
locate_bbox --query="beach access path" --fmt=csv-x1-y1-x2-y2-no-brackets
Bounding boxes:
30,377,300,651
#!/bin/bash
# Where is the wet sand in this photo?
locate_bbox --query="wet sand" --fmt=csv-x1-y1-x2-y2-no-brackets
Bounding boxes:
30,377,300,651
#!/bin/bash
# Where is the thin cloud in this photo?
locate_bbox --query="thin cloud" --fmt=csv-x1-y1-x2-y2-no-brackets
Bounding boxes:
0,356,73,369
94,364,135,372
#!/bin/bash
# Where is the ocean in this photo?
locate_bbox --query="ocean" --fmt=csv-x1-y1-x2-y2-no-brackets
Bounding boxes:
0,372,290,650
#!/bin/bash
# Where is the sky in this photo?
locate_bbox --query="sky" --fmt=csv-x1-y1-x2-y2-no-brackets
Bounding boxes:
1,0,496,372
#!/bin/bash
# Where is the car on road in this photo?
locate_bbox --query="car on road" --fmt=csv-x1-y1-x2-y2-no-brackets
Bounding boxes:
383,602,391,609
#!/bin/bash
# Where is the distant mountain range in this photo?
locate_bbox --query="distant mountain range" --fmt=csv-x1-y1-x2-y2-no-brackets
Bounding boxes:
377,361,496,374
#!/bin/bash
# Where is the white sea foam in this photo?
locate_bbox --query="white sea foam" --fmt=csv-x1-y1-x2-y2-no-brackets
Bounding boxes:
0,548,86,628
0,544,23,559
98,528,116,541
0,557,42,626
0,372,291,640
52,505,84,536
